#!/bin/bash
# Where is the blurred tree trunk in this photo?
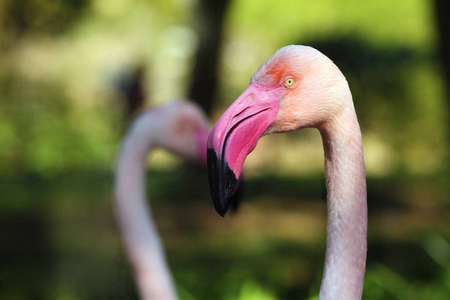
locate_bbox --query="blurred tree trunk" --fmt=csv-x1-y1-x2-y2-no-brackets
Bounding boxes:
433,0,450,107
120,66,146,118
115,65,146,133
189,0,230,115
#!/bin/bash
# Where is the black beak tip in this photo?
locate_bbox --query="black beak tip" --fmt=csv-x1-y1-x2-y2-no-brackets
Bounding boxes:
207,148,237,217
215,203,228,218
212,189,232,217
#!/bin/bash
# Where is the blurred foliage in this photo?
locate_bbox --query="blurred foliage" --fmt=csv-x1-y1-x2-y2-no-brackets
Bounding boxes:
1,170,448,299
0,0,87,40
0,0,449,299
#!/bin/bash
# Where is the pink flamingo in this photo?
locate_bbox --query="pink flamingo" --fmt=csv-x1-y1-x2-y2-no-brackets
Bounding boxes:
207,45,367,299
114,101,210,300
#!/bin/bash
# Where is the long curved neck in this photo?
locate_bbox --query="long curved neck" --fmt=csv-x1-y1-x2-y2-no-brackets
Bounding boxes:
318,107,367,300
114,128,178,300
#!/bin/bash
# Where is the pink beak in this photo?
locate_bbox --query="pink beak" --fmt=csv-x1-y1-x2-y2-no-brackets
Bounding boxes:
207,83,282,216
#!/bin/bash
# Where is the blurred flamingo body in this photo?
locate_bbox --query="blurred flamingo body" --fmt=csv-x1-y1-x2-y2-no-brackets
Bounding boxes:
207,46,367,299
114,101,210,300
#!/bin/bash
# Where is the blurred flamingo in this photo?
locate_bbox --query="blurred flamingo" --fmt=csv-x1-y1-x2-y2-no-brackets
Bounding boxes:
114,101,210,300
207,45,367,299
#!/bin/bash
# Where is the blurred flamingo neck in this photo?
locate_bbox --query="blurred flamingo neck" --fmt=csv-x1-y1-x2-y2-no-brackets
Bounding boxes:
115,130,178,300
116,134,153,202
318,108,367,300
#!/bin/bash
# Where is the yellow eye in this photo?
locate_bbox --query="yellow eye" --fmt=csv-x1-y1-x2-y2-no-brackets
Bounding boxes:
284,77,295,88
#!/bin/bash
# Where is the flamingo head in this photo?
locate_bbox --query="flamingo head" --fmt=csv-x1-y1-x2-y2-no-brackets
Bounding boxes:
133,101,210,160
207,45,351,216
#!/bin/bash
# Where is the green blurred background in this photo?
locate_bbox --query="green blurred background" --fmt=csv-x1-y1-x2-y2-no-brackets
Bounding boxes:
0,0,449,299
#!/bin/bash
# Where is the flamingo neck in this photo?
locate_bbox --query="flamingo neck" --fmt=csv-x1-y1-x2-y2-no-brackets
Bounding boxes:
317,107,367,300
114,126,178,300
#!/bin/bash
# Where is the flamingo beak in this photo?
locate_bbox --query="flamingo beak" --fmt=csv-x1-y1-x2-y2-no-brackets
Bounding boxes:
207,83,282,216
196,127,244,213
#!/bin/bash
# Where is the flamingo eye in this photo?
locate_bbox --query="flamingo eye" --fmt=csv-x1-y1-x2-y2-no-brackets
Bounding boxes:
284,77,295,88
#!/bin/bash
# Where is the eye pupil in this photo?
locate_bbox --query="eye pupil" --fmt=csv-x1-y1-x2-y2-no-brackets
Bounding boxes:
285,77,294,87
